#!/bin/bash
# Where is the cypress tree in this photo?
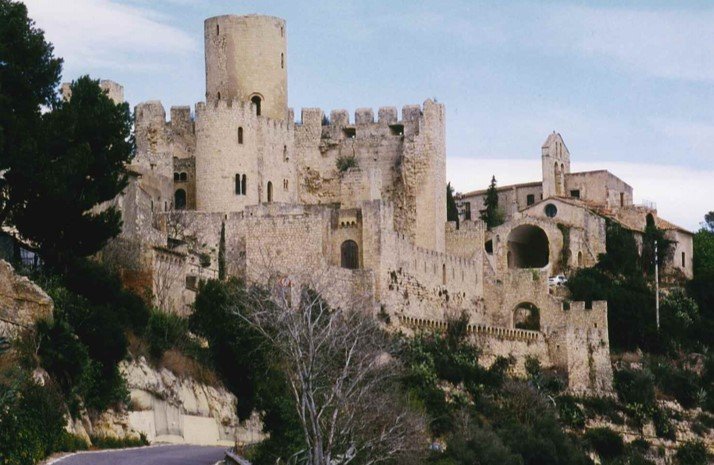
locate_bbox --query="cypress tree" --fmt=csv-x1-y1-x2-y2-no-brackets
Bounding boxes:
480,175,503,229
446,182,459,229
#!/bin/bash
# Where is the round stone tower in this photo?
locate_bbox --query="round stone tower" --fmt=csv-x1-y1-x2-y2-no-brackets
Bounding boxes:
204,14,287,121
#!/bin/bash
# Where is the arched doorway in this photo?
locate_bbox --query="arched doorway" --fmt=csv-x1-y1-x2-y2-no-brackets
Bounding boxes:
340,240,359,269
174,189,186,210
507,224,549,269
513,302,540,331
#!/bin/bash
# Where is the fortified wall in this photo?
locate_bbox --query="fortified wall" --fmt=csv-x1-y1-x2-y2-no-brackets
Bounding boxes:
104,13,618,396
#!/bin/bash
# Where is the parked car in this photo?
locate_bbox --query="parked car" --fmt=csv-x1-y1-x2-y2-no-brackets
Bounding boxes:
548,274,568,286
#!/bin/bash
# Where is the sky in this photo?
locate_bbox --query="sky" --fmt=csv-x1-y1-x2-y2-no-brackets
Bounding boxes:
22,0,714,230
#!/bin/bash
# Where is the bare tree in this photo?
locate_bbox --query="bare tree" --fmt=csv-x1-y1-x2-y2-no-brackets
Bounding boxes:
232,281,426,465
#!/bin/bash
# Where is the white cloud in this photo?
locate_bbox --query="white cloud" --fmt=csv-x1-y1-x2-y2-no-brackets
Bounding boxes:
552,6,714,82
24,0,197,72
447,157,712,231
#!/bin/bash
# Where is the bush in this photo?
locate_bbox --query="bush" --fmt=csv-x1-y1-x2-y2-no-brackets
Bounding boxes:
614,368,656,411
0,380,67,465
649,359,701,409
336,155,358,172
90,434,148,449
585,427,625,462
443,424,521,465
557,396,586,429
674,440,709,465
652,408,676,440
144,309,191,360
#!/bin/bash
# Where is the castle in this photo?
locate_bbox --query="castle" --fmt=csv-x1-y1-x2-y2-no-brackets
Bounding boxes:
96,14,693,396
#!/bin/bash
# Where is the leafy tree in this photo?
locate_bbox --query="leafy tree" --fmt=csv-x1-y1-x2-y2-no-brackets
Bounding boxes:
703,211,714,232
675,440,709,465
447,182,459,229
688,216,714,349
0,0,63,224
8,76,133,267
640,214,673,276
480,175,504,229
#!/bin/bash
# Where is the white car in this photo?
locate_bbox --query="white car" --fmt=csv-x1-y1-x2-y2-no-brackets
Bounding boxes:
548,274,568,286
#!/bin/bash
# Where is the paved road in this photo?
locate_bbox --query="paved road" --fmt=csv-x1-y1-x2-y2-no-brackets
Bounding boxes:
55,445,226,465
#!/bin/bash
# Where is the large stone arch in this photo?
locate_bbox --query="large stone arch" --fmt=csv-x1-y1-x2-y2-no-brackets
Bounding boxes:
507,224,549,269
513,302,540,331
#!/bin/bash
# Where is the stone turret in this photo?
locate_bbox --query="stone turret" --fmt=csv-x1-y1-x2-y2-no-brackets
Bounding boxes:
204,14,288,121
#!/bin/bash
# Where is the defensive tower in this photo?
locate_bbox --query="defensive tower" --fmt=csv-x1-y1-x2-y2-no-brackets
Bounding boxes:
204,14,288,121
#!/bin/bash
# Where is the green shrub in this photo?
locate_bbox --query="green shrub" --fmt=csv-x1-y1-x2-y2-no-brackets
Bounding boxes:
585,427,625,462
557,396,586,429
56,432,90,452
614,368,656,411
674,440,709,465
144,309,191,359
649,359,701,409
580,396,624,424
443,424,521,465
336,155,358,172
0,380,67,465
90,433,148,449
652,408,676,440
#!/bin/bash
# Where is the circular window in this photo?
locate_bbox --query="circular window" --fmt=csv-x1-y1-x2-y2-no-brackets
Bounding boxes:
544,203,558,218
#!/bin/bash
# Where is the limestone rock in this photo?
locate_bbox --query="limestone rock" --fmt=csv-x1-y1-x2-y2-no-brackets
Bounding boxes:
0,259,53,336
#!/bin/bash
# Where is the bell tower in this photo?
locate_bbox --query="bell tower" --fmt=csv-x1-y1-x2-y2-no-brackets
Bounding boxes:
541,132,571,198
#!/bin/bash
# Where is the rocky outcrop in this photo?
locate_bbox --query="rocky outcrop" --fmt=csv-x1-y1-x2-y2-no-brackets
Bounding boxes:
81,357,263,446
0,259,53,337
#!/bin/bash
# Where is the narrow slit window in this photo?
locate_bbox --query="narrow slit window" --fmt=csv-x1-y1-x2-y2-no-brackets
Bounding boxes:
281,53,284,69
238,127,243,144
235,174,241,195
241,174,246,195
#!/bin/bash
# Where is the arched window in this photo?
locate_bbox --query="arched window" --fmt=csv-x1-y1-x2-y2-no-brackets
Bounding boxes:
280,26,284,37
238,127,243,144
241,174,246,195
341,240,359,269
235,174,241,195
281,53,284,69
267,181,273,202
251,96,261,116
217,91,221,101
174,189,186,210
173,172,179,181
179,172,187,181
283,179,289,190
578,251,583,267
216,24,219,35
442,264,447,285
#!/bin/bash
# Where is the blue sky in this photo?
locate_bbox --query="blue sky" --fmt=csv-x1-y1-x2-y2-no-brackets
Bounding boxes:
23,0,714,229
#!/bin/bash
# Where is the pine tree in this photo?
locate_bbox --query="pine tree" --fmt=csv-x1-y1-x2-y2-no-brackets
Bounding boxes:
480,175,504,229
446,182,459,230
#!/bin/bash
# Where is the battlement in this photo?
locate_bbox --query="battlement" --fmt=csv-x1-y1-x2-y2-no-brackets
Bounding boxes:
297,100,443,137
194,98,294,133
399,316,543,342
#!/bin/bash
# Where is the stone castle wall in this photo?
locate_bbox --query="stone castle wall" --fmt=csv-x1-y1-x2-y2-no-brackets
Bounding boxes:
194,99,296,212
